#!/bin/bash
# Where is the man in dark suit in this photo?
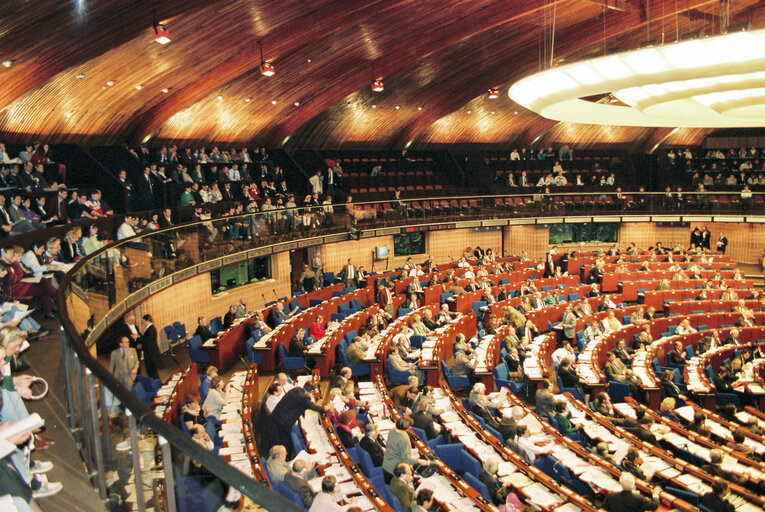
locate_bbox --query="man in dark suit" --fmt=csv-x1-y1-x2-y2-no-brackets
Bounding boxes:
283,460,316,508
661,369,684,401
602,473,659,512
135,167,154,210
271,383,325,455
140,314,161,380
359,423,386,466
412,402,441,440
194,316,215,342
471,395,514,441
700,479,735,512
535,380,555,418
339,258,356,289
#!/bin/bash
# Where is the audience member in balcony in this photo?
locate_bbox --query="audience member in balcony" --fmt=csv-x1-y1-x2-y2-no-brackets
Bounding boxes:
1,247,56,318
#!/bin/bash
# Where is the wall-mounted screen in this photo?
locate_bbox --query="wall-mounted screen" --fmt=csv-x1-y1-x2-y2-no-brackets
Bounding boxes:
394,233,426,256
211,256,272,295
376,246,389,259
548,223,618,244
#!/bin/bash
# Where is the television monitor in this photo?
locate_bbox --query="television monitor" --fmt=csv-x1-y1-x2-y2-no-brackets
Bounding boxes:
376,246,389,259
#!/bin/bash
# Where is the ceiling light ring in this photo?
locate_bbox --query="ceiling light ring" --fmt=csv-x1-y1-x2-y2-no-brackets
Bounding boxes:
617,75,765,112
510,27,765,128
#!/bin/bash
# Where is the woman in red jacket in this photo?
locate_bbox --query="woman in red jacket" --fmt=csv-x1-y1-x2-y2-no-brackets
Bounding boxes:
1,246,56,317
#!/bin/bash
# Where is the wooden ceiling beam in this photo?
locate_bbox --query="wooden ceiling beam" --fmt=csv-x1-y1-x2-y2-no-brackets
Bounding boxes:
392,0,719,149
127,0,393,142
267,0,575,147
0,0,224,112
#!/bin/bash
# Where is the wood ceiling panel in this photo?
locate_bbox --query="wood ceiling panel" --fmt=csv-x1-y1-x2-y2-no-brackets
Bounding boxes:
0,0,761,149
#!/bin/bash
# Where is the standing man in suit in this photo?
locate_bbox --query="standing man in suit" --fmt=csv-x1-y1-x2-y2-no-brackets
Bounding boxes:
108,336,139,420
271,382,325,455
140,314,161,380
136,167,154,210
562,305,577,341
535,380,556,418
340,258,356,289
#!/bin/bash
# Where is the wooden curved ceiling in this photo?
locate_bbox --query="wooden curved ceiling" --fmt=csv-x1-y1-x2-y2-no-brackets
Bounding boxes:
0,0,761,149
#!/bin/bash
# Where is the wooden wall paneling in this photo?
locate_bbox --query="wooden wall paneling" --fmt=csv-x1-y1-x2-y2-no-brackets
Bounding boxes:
131,252,290,351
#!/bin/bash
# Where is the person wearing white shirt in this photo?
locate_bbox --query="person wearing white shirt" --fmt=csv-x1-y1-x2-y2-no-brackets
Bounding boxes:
462,267,475,279
516,424,552,462
275,372,295,393
456,258,469,268
551,342,576,366
116,215,137,240
227,167,241,181
309,476,346,512
265,383,284,413
509,149,520,160
21,243,50,278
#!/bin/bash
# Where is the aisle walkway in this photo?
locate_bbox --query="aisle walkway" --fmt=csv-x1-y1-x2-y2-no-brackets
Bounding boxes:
23,319,107,512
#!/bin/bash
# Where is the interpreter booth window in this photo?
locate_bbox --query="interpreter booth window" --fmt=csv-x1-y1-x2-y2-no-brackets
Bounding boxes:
211,257,272,294
548,223,618,244
394,232,426,256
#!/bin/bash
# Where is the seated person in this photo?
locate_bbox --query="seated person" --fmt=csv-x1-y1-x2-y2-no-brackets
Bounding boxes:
182,394,216,441
516,423,552,462
359,423,386,466
335,410,362,448
412,401,442,440
449,343,478,385
621,447,649,482
553,400,580,434
700,479,735,512
558,357,580,388
308,314,327,340
675,318,697,335
202,377,227,421
600,310,623,333
478,456,513,506
194,316,215,342
658,397,681,423
611,339,633,366
388,346,424,383
667,340,687,366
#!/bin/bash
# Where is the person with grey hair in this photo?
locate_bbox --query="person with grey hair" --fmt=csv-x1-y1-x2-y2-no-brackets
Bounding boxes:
602,472,659,512
265,445,290,484
359,423,385,466
478,455,512,505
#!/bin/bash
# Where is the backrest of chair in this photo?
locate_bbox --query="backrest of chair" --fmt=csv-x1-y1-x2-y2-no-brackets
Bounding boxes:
188,335,202,351
460,450,482,478
464,472,491,501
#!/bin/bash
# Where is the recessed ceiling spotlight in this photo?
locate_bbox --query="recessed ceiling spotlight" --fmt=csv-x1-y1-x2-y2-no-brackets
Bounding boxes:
2,60,12,68
271,99,278,104
294,101,300,107
162,88,169,93
488,88,499,99
417,106,423,111
64,112,72,118
513,111,518,115
491,111,495,115
217,95,223,100
371,104,377,109
244,98,251,102
307,58,312,63
76,73,85,79
135,84,143,90
466,110,472,114
394,105,400,110
106,80,115,86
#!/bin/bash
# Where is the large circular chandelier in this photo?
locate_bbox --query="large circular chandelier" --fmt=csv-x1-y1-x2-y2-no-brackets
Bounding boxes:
509,27,765,127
